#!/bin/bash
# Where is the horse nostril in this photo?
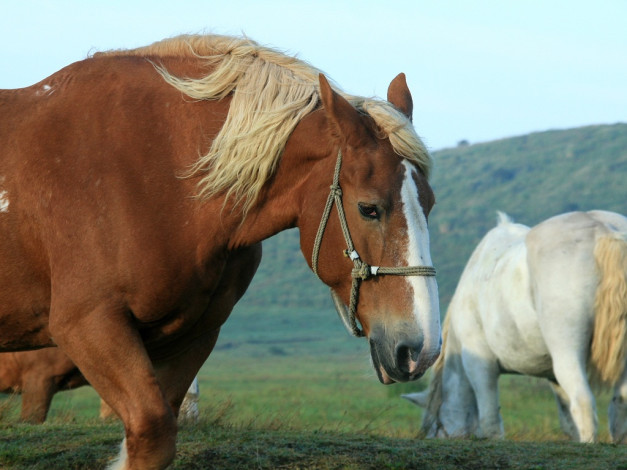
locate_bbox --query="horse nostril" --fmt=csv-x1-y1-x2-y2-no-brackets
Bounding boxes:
395,340,423,373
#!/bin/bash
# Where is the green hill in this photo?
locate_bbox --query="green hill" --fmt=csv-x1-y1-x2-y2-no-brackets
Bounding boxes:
430,122,627,306
235,122,627,316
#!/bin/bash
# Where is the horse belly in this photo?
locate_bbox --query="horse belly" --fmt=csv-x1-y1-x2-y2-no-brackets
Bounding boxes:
497,352,554,378
484,310,553,377
489,324,553,376
0,223,51,351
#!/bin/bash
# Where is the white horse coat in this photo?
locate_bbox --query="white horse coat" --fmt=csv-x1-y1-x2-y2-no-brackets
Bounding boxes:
404,210,627,443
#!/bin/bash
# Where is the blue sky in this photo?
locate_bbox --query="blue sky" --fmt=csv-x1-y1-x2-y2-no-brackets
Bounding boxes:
1,0,625,150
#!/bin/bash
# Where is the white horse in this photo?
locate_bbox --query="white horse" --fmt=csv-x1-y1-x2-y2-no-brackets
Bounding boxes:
404,210,627,443
178,377,200,423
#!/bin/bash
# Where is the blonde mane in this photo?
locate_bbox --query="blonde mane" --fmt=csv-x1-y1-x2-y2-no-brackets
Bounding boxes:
97,34,432,213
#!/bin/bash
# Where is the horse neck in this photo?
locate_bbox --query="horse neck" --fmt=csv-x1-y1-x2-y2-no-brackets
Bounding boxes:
229,110,333,247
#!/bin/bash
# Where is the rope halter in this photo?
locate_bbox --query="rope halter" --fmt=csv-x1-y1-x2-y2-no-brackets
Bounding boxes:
311,149,436,337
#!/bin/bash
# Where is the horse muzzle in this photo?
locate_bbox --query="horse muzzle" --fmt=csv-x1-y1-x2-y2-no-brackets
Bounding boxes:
368,326,439,384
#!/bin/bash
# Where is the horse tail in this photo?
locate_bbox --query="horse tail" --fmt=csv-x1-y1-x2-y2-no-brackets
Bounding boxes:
589,231,627,388
420,311,450,435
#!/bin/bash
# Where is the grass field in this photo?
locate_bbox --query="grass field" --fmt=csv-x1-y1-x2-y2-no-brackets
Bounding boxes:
1,306,624,469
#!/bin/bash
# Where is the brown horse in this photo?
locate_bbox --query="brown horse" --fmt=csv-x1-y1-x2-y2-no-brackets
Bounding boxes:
0,348,198,424
0,34,440,469
0,347,87,423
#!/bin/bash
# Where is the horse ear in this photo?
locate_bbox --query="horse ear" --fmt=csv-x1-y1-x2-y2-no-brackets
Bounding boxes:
402,391,429,408
387,73,413,121
319,74,371,146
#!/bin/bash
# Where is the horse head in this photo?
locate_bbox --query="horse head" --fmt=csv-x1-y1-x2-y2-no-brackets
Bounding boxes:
300,74,441,384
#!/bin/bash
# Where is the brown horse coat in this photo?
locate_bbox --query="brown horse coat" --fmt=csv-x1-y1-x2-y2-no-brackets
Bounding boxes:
0,348,197,424
0,34,439,469
0,348,86,423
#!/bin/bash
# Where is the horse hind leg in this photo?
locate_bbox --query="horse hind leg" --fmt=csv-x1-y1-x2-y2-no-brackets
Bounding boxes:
550,353,597,442
609,364,627,443
19,376,56,424
535,271,599,441
49,299,177,470
548,380,578,440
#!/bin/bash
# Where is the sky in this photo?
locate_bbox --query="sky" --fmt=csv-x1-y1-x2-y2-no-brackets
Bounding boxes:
1,0,625,151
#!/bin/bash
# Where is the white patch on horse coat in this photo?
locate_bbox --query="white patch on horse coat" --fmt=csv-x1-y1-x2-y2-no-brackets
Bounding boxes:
107,438,128,470
0,190,9,213
35,84,54,97
400,160,440,361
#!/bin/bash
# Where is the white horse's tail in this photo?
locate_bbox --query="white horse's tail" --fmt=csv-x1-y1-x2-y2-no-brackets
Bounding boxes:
589,232,627,388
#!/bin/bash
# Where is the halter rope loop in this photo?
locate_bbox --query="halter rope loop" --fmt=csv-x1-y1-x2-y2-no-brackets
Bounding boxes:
311,149,436,337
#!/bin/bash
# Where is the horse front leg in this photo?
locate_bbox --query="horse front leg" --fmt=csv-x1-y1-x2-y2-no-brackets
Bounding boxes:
154,243,262,424
153,328,221,422
461,349,503,439
49,299,177,470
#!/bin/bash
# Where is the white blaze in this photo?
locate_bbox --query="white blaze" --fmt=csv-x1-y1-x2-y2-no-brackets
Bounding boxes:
400,161,440,360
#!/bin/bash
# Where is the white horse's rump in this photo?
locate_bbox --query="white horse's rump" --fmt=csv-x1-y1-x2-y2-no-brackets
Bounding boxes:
404,210,627,443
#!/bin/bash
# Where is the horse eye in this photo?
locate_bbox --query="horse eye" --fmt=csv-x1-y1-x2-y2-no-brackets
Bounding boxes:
358,203,380,220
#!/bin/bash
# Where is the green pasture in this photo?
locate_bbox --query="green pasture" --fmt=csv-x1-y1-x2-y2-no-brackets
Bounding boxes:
1,306,624,469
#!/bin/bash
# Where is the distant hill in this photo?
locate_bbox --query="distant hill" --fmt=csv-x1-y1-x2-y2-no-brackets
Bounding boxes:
235,123,627,316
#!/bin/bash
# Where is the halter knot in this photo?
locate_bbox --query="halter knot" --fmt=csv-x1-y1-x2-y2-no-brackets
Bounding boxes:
330,184,342,197
352,263,373,281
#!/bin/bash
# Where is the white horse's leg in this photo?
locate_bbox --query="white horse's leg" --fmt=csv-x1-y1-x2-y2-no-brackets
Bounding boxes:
179,377,200,424
609,363,627,443
549,352,597,442
437,353,480,438
461,349,503,439
539,303,597,442
527,212,601,443
548,381,578,440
